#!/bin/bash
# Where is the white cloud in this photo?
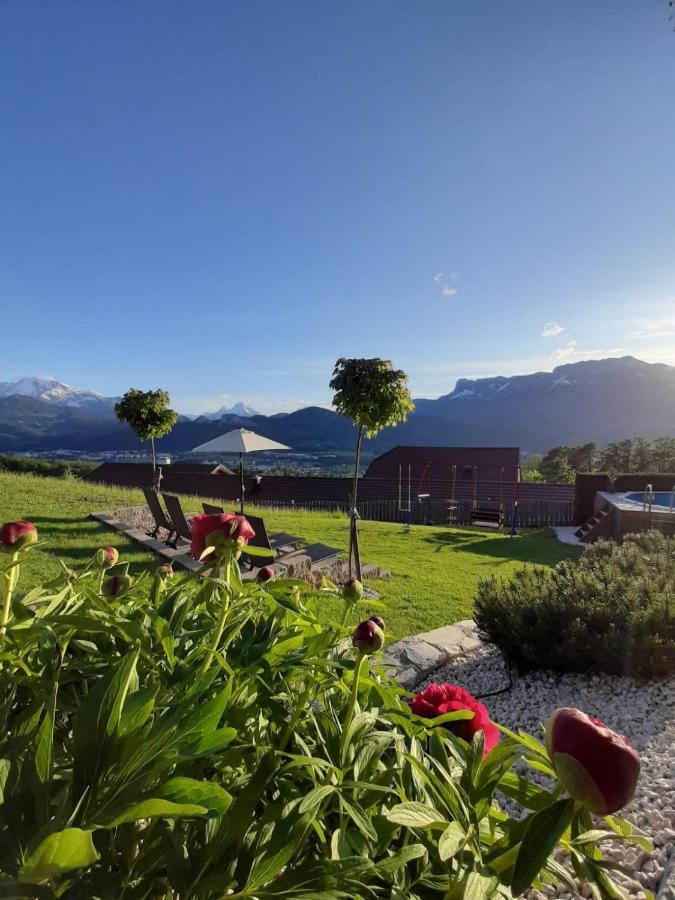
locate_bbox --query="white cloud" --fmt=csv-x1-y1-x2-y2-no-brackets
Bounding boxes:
433,271,458,297
542,322,564,338
627,315,675,337
550,340,578,361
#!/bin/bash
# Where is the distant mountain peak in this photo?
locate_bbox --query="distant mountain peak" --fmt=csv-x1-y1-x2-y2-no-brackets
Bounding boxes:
203,401,259,420
0,376,116,419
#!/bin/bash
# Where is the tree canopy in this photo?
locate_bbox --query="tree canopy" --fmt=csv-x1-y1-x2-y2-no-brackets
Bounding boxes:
114,389,178,471
329,358,414,437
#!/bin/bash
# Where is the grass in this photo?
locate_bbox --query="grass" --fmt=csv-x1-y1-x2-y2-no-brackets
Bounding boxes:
0,471,581,641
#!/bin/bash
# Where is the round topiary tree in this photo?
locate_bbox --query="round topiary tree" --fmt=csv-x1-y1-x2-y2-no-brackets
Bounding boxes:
114,388,178,485
330,358,414,580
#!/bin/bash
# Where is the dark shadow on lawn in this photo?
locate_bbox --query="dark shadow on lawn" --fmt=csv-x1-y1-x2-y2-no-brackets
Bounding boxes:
421,529,579,564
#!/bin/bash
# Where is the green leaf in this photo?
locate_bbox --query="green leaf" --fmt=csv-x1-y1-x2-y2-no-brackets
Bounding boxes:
19,828,99,882
498,771,555,811
511,798,575,895
298,785,335,816
376,843,426,874
386,801,447,830
104,798,208,827
242,545,275,559
157,777,232,816
438,822,466,861
73,649,139,788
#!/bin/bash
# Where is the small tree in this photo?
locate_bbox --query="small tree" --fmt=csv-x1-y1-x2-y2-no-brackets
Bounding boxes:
114,388,178,483
330,358,414,580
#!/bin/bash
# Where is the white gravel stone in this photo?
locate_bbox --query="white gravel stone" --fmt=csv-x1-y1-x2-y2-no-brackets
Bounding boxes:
416,645,675,898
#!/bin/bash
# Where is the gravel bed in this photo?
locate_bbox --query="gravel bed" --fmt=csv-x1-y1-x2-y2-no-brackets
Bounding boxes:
417,648,675,898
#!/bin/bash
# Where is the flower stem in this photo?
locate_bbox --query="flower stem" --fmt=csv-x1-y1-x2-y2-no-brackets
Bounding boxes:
0,551,19,650
341,653,366,752
199,560,232,676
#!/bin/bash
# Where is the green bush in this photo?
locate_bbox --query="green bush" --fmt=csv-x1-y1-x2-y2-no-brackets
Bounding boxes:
0,453,97,479
475,530,675,678
0,533,650,897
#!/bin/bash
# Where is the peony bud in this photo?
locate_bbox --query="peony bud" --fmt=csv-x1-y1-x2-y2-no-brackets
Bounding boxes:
95,546,119,568
156,562,173,579
545,708,640,814
191,513,256,562
256,565,275,583
369,614,385,630
352,618,384,655
0,521,37,552
342,577,364,603
102,573,132,599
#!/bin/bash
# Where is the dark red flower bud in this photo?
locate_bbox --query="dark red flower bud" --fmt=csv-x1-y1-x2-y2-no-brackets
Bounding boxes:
102,573,132,598
0,520,37,552
95,546,119,568
545,708,640,814
352,618,384,654
342,577,364,603
156,562,173,578
256,565,275,583
369,614,385,630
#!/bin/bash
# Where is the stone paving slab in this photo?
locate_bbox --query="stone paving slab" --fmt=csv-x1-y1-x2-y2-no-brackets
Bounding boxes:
382,619,481,689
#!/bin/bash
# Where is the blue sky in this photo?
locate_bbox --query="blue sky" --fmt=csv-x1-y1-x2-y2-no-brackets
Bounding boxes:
1,1,674,415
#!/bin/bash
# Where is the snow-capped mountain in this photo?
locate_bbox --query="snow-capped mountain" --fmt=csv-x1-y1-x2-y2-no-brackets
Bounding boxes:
0,377,117,419
203,402,259,420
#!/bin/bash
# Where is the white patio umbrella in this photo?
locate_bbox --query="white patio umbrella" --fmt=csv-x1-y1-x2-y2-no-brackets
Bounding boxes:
191,428,290,514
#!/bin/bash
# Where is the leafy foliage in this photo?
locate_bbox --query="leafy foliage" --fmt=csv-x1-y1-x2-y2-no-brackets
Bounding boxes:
114,388,178,471
0,539,651,897
475,530,675,677
329,357,414,438
534,436,675,481
0,454,97,479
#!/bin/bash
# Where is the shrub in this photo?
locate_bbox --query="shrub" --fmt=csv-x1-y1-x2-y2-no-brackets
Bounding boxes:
0,526,650,897
475,530,675,678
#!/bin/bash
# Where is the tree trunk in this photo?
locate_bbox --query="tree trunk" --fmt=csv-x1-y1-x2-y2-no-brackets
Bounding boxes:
150,438,157,479
349,426,364,581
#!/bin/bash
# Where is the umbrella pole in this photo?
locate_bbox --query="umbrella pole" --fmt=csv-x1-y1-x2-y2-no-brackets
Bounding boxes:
240,452,244,515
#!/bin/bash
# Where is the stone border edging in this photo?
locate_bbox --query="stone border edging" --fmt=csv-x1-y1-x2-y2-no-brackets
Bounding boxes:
382,620,482,690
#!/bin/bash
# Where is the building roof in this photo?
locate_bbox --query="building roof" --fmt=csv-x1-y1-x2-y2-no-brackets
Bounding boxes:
364,446,521,481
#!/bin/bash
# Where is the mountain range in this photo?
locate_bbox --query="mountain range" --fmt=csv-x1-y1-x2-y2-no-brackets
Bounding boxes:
0,357,673,456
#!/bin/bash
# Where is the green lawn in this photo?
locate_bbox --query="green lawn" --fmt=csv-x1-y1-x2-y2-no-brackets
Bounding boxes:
0,471,580,641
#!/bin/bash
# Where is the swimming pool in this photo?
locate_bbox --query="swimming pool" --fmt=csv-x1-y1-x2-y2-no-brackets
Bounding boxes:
623,491,674,511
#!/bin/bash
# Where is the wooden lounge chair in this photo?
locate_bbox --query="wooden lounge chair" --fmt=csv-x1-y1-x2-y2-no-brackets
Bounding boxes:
143,488,175,542
242,515,339,571
201,504,302,552
162,494,194,546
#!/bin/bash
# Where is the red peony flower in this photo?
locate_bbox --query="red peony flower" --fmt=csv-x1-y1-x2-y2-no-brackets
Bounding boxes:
410,683,499,758
352,618,385,654
190,513,256,561
0,520,37,552
545,708,640,815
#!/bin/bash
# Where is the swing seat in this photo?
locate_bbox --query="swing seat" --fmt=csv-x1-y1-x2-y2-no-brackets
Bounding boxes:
470,506,504,528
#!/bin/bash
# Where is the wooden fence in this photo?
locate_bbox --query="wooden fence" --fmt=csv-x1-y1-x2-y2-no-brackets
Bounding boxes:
252,496,575,527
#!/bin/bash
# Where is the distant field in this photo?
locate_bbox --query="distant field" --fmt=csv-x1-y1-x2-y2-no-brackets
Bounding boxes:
0,471,580,641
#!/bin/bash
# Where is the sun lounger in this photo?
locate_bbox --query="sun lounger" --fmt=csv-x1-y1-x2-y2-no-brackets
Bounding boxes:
143,488,175,542
161,494,194,546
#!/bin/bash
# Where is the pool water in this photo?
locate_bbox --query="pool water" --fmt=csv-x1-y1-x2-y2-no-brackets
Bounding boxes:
624,491,674,510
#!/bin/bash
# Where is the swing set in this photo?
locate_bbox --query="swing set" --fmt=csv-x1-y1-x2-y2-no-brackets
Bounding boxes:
398,460,521,534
